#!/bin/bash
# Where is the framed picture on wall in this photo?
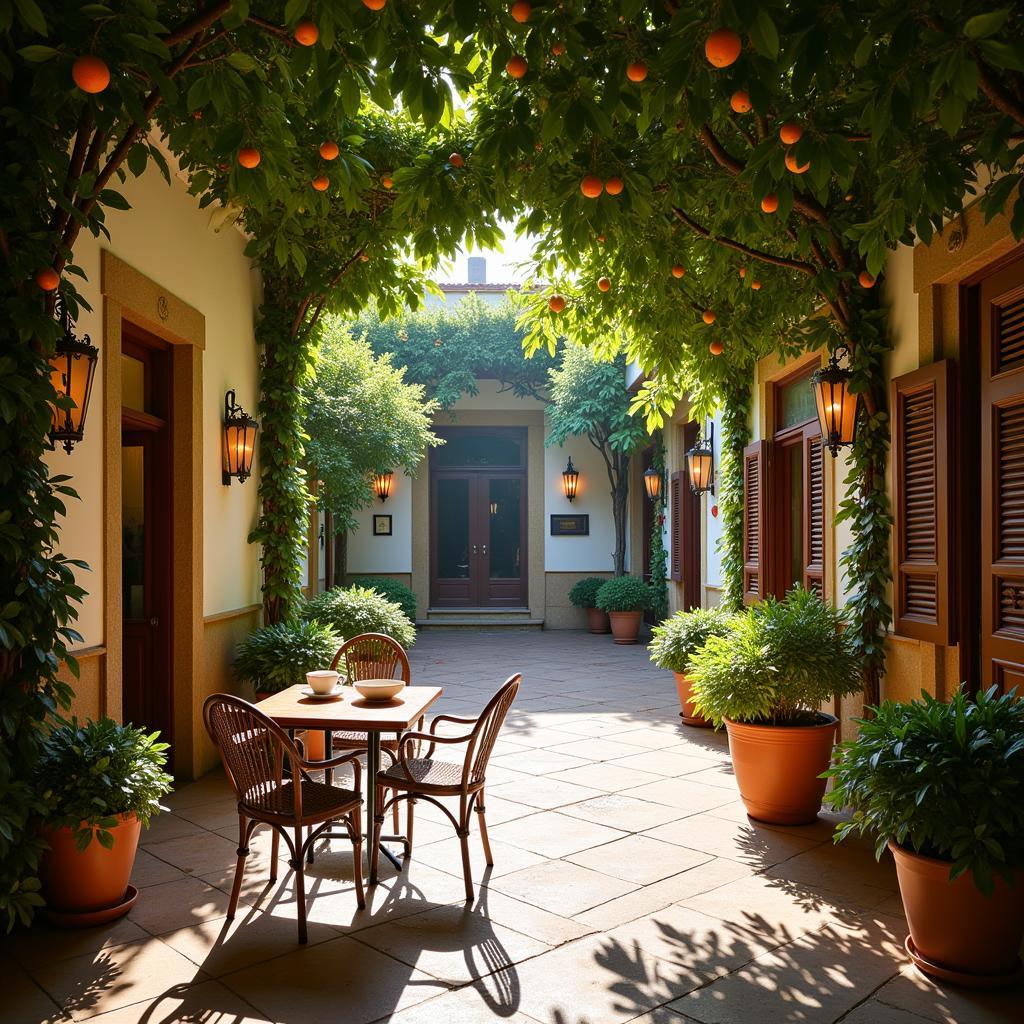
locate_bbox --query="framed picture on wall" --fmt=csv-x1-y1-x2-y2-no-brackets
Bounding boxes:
373,514,392,537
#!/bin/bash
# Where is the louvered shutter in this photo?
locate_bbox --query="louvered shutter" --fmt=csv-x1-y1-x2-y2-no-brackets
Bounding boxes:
981,257,1024,691
892,360,955,644
669,471,683,581
802,427,825,597
742,440,768,604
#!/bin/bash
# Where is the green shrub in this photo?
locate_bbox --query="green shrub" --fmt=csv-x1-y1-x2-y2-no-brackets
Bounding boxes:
302,585,416,648
233,619,340,695
34,718,173,851
350,576,417,621
595,575,652,613
688,587,860,726
648,607,736,674
568,576,608,609
824,686,1024,896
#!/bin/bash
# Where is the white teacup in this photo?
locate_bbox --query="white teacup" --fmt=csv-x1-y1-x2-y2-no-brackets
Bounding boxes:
306,670,339,695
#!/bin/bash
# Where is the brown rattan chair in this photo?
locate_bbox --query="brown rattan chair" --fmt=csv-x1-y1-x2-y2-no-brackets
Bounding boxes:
370,673,521,902
203,693,365,944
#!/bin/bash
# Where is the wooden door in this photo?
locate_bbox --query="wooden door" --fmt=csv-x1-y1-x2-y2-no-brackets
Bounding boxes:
981,252,1024,692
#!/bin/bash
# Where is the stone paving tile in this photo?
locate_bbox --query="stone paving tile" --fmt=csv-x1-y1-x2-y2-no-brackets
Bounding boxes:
486,775,604,810
567,834,712,886
488,809,628,858
558,793,690,833
870,964,1024,1024
489,859,639,917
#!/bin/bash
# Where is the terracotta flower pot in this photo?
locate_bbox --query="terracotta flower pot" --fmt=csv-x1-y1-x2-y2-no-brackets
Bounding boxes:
585,607,610,634
608,610,642,644
299,729,326,761
889,841,1024,983
39,813,141,915
724,714,838,825
673,672,710,727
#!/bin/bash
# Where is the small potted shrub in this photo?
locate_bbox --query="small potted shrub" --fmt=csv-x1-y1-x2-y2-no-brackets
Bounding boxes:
825,686,1024,985
302,585,416,649
595,576,652,644
569,576,610,634
34,718,172,925
350,576,417,622
649,607,734,726
688,587,860,824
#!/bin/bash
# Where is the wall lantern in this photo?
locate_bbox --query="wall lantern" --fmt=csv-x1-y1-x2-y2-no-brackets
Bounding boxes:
643,465,663,501
685,421,716,495
562,456,580,503
372,469,394,503
810,348,859,456
48,293,99,454
222,389,258,485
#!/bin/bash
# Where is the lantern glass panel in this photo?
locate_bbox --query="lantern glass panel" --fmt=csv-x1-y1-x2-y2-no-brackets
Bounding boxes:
562,462,579,502
687,449,714,493
643,468,662,500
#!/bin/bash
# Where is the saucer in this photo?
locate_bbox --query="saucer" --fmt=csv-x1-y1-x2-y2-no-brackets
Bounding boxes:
300,685,344,700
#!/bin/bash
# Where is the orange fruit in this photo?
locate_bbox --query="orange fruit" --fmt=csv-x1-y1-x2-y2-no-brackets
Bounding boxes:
381,175,394,189
597,234,606,243
362,0,387,9
510,1,531,23
319,141,339,160
605,176,624,196
730,90,751,113
598,277,611,292
359,252,370,262
35,268,60,291
858,271,876,288
626,61,648,83
751,279,762,290
312,175,329,191
549,295,566,313
779,121,803,145
784,150,810,174
580,175,603,198
705,28,742,68
709,340,724,356
702,310,716,324
238,147,261,168
845,193,854,202
738,266,746,278
294,21,318,45
551,41,566,56
72,55,110,94
671,264,685,278
448,152,465,168
760,192,779,213
506,55,528,78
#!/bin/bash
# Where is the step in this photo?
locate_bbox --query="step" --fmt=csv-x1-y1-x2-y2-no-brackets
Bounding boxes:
416,613,544,630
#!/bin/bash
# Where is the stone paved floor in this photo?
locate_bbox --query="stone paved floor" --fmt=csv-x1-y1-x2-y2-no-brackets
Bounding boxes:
5,631,1020,1023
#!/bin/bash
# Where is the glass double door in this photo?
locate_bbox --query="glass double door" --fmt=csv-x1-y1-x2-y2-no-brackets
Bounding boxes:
431,473,527,607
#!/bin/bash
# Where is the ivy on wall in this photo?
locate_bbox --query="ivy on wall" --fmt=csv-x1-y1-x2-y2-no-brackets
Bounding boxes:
648,431,669,622
717,369,753,615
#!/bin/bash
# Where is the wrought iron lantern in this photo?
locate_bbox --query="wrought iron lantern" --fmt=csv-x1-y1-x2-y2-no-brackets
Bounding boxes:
48,293,99,454
222,389,258,484
685,421,716,495
372,469,393,503
643,465,663,501
562,456,580,502
810,348,858,456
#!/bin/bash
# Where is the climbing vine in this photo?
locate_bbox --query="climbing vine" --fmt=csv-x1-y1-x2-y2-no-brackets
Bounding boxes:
717,368,753,614
648,431,668,623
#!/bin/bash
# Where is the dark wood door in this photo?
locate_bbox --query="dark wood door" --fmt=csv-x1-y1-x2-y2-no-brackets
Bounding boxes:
980,251,1024,692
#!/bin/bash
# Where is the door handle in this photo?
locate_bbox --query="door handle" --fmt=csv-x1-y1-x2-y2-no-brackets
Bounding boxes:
149,617,159,627
481,544,488,555
472,545,478,556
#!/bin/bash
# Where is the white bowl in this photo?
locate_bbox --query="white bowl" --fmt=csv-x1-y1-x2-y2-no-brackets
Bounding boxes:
353,679,405,702
306,670,340,695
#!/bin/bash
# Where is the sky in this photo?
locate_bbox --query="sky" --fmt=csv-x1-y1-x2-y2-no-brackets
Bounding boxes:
434,219,537,285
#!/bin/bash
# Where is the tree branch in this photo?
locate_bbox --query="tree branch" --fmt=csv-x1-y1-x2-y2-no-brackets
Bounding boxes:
163,2,234,46
699,124,744,175
293,249,367,340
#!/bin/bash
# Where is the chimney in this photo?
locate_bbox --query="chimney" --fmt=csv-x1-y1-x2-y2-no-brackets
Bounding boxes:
467,256,487,285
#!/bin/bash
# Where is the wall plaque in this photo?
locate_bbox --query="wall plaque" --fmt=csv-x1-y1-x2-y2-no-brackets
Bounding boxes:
550,514,589,536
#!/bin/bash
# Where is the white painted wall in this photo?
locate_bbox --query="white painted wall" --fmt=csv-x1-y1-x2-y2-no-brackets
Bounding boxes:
703,410,725,590
346,469,414,574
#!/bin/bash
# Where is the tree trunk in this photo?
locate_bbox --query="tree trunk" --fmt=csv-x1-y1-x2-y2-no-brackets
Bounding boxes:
333,529,347,587
611,452,630,575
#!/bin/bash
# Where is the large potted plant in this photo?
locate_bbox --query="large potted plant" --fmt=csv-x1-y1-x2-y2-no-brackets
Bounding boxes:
301,585,416,648
688,587,861,824
825,686,1024,986
569,576,611,634
34,718,173,926
595,576,652,645
649,607,734,726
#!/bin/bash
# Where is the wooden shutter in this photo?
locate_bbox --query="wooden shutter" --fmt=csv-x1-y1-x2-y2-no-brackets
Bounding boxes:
982,255,1024,691
892,359,955,644
669,471,683,581
802,427,825,597
743,440,769,604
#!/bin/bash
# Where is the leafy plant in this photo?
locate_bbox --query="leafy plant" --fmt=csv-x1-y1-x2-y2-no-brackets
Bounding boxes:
825,687,1024,896
302,586,415,649
233,620,340,696
595,576,652,614
568,576,608,609
350,576,417,622
34,718,172,852
689,587,861,726
647,432,669,623
649,607,736,674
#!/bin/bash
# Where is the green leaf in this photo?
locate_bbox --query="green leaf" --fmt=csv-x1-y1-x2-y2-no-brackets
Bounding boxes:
963,10,1010,39
14,0,48,35
750,10,780,60
226,52,257,73
17,44,58,62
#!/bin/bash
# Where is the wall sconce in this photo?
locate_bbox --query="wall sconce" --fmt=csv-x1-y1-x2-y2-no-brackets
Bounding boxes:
372,469,393,503
562,456,580,503
48,293,99,454
685,422,715,495
490,501,498,516
643,465,663,501
810,347,859,456
222,389,258,484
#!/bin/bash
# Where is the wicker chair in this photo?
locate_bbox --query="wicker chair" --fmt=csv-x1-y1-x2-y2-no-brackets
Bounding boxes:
203,694,365,944
370,673,521,902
